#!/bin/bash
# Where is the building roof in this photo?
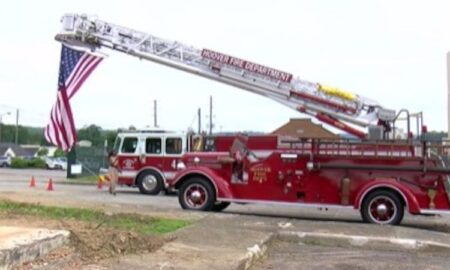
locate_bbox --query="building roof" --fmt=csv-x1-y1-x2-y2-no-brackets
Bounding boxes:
271,118,339,139
0,143,15,156
0,143,39,157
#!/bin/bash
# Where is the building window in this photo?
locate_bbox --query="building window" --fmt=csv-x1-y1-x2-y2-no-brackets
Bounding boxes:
166,138,182,154
121,137,138,153
146,138,162,154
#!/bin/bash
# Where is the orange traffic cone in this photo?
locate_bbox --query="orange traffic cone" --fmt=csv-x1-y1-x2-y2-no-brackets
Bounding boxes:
29,176,36,188
46,178,53,191
97,176,103,189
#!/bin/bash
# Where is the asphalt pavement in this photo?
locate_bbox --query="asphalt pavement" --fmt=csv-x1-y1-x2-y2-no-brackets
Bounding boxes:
2,168,450,269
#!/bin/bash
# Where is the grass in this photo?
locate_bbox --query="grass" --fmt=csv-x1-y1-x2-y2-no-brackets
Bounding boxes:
0,200,190,235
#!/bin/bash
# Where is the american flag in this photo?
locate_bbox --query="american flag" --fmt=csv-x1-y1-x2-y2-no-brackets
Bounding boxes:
45,44,103,151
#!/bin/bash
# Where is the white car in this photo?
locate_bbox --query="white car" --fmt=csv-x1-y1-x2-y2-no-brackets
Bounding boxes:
0,156,11,167
45,157,67,170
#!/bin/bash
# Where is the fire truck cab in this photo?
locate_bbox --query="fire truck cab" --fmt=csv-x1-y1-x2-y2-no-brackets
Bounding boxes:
109,129,247,194
111,129,188,194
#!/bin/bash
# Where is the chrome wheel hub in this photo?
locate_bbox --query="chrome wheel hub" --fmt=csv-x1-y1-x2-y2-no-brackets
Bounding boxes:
376,204,388,215
368,196,397,224
190,190,202,203
142,175,157,191
184,184,208,209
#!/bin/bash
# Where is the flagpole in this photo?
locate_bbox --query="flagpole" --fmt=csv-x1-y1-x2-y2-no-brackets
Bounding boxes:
67,147,77,179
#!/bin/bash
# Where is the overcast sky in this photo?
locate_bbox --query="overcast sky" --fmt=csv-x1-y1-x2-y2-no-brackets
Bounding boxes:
1,0,450,134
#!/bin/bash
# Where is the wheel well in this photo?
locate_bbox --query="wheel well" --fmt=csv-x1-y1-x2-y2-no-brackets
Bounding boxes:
361,187,406,209
175,173,214,191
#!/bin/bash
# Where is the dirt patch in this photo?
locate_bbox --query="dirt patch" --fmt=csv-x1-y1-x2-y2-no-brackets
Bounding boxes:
0,213,168,269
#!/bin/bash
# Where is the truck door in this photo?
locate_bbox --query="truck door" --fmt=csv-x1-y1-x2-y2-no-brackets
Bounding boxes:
143,136,164,172
117,135,140,185
162,136,185,181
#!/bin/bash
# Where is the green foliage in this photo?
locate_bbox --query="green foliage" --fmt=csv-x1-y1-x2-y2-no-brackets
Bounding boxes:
10,157,45,168
78,124,103,146
1,123,118,148
0,200,190,235
10,158,28,168
53,148,65,157
105,130,118,150
0,124,41,144
36,148,48,156
28,158,46,168
423,131,448,142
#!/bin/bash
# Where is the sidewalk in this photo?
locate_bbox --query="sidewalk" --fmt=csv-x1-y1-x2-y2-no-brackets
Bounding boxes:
89,213,450,270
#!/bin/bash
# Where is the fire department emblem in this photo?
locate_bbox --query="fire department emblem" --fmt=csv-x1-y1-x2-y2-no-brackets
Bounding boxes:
250,164,271,183
123,159,135,169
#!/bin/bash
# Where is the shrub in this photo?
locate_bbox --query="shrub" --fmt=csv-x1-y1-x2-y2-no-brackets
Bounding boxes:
54,149,65,158
28,158,46,168
10,158,28,169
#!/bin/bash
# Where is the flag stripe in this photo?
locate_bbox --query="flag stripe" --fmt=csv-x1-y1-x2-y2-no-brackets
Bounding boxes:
66,54,98,97
67,57,103,99
45,45,103,151
59,90,77,145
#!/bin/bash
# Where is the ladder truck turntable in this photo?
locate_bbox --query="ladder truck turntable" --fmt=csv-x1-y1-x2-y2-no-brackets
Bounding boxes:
57,14,450,225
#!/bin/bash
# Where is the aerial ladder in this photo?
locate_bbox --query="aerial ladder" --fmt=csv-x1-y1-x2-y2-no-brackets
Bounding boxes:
56,14,403,139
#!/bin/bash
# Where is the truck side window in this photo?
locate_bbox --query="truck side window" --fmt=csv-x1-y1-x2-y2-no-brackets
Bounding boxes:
121,137,138,153
146,138,162,154
166,138,182,154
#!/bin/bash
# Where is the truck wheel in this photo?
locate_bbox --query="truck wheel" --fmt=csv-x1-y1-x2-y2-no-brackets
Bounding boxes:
137,170,164,195
361,190,404,225
212,202,230,212
178,178,215,211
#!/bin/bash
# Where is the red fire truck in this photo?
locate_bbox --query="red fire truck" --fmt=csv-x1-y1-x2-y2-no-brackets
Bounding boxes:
170,137,450,225
109,129,275,195
55,14,450,224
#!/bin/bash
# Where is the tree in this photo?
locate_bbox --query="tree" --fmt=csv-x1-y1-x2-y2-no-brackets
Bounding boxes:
0,124,39,144
105,130,118,151
77,124,103,146
53,148,65,157
37,148,49,157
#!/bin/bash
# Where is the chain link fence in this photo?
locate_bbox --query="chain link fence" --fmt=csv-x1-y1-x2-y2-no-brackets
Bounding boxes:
74,146,106,177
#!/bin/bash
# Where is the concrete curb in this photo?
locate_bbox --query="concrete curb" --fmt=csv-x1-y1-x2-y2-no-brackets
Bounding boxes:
237,233,275,270
277,231,450,252
0,229,70,270
238,230,450,270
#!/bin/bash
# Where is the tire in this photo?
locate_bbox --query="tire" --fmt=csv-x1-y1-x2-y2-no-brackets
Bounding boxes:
178,177,215,211
137,170,164,195
212,202,230,212
361,190,404,225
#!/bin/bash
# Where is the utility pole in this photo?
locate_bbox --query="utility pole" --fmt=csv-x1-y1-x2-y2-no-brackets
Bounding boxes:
0,112,11,143
198,108,201,134
447,52,450,139
209,96,213,135
153,99,158,128
15,109,19,144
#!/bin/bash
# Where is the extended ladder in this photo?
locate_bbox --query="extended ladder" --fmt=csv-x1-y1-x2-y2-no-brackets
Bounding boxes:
56,14,396,138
